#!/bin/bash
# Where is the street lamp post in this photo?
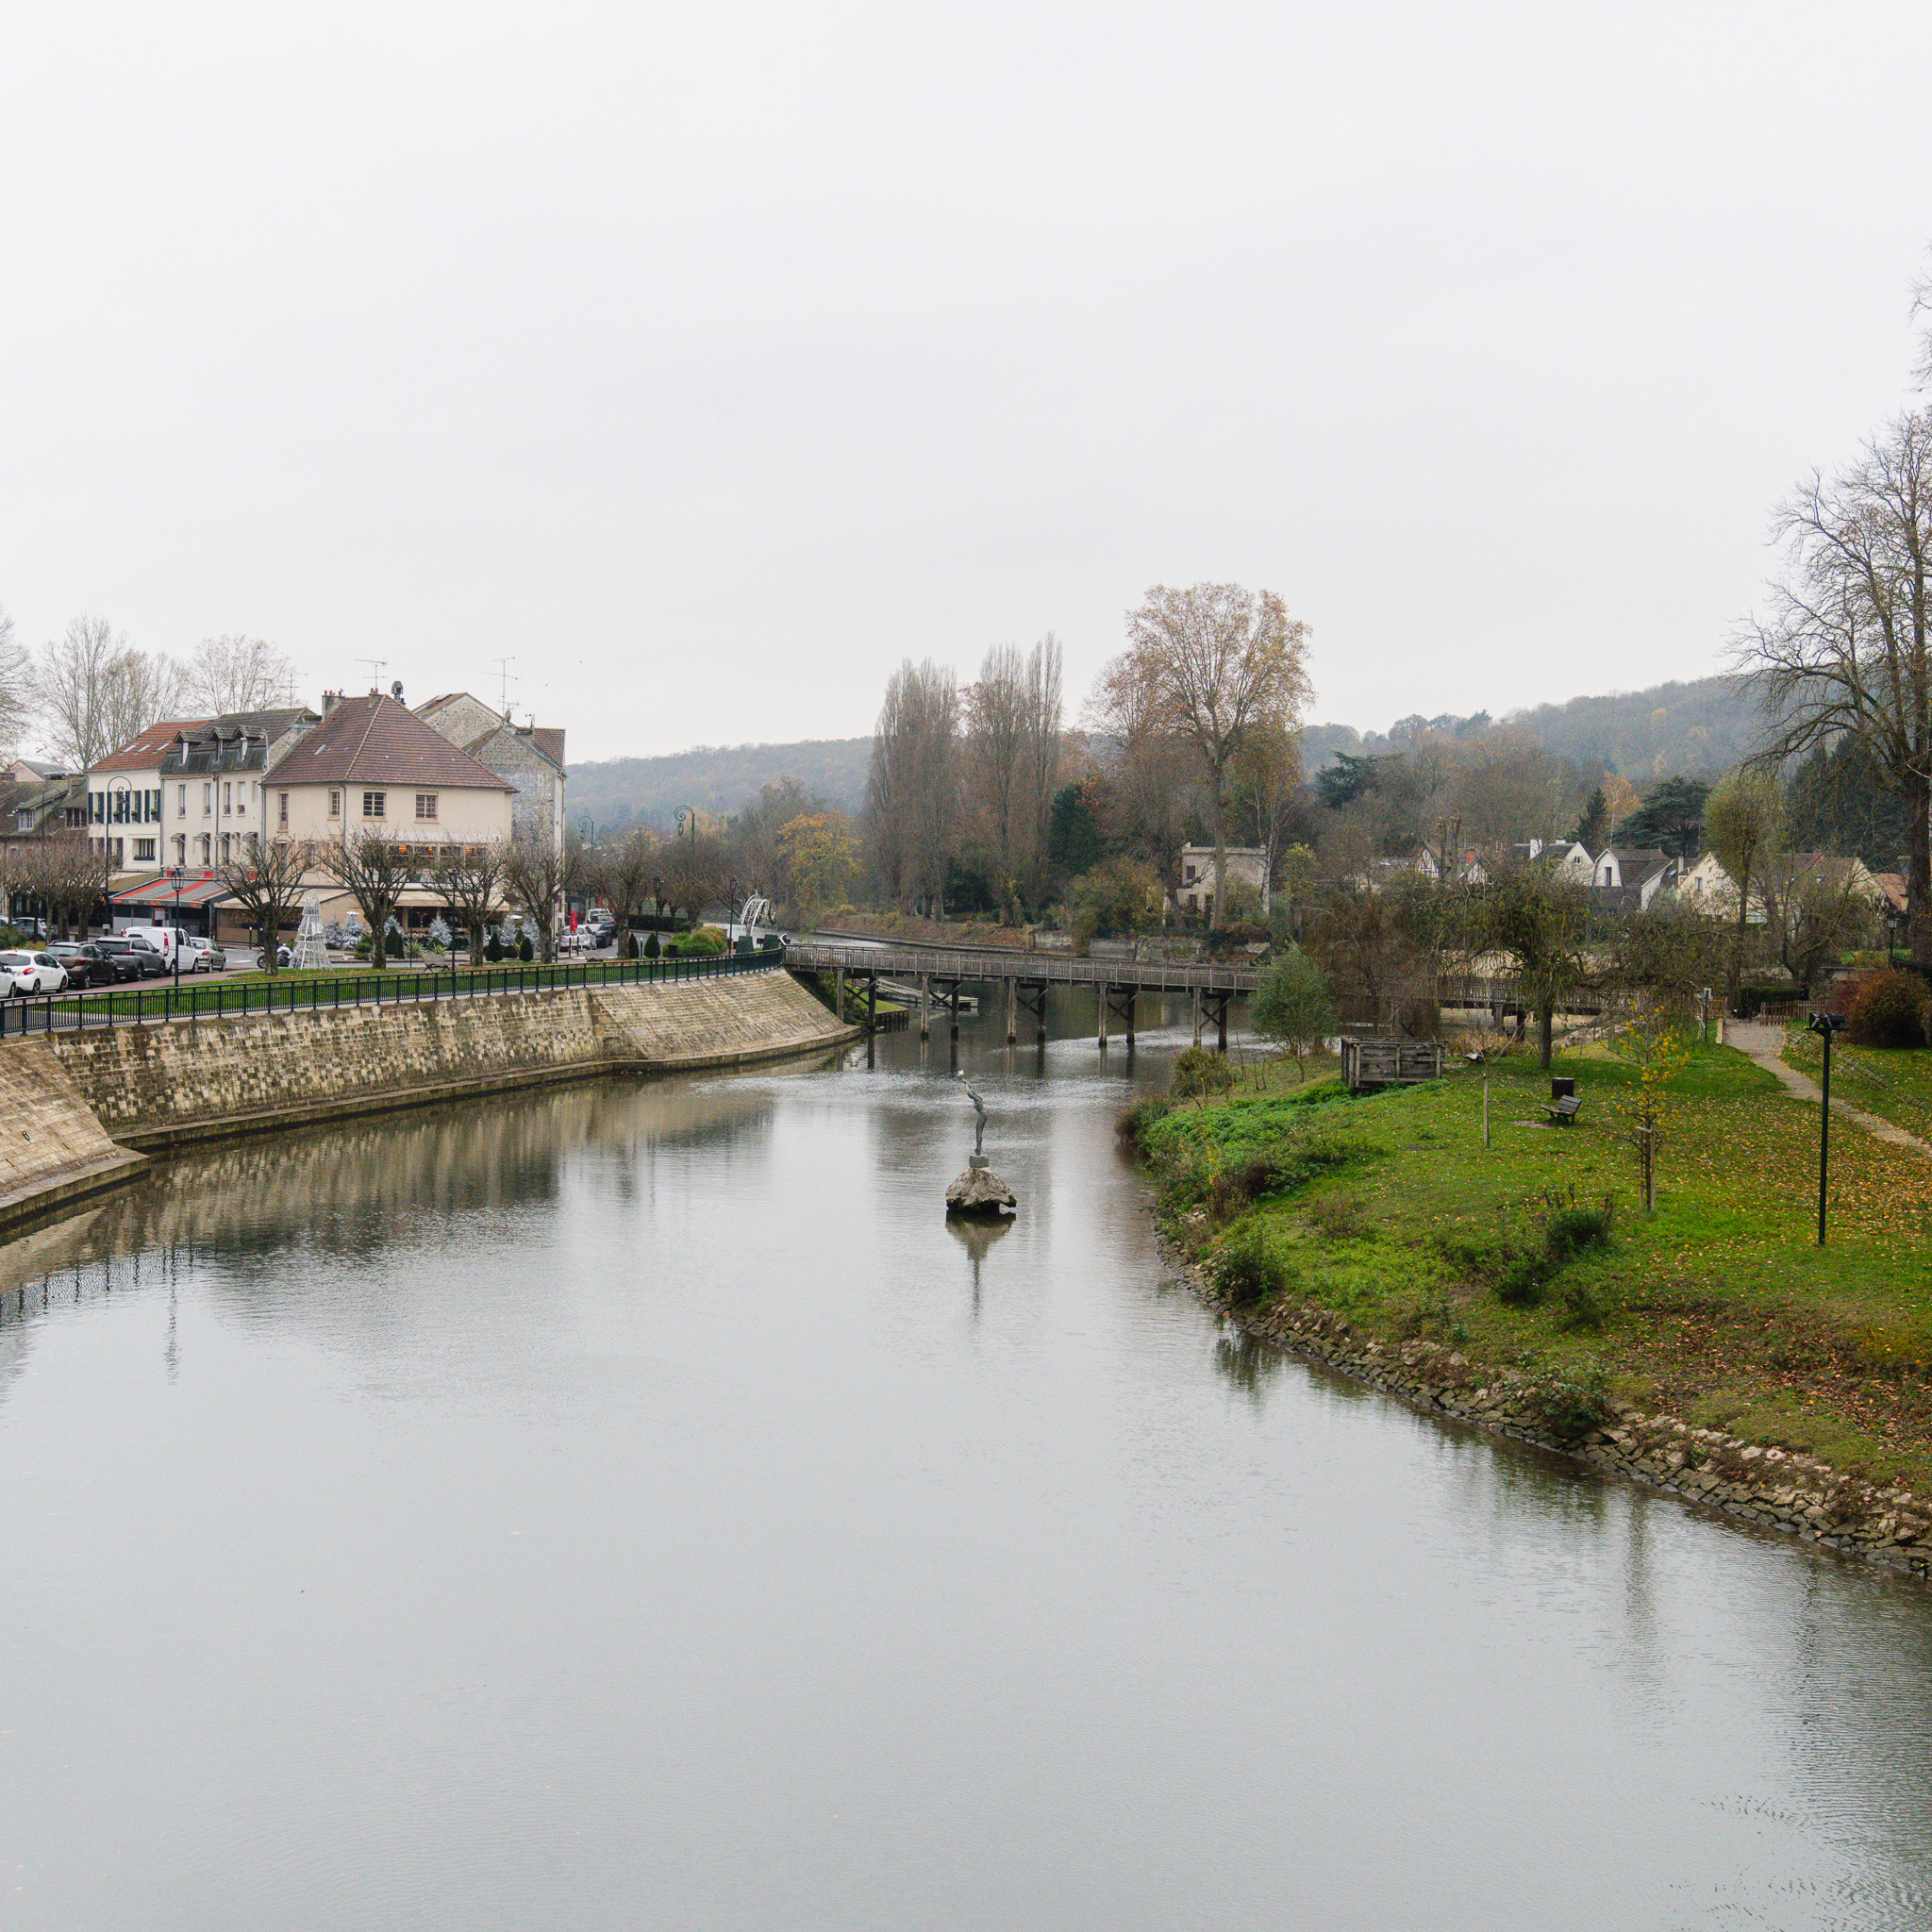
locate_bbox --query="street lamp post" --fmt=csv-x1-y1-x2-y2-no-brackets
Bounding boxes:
103,776,132,940
168,866,184,991
1886,904,1906,966
1807,1010,1843,1245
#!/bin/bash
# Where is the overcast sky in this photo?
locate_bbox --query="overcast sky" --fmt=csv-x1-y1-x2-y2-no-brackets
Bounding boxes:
3,3,1930,763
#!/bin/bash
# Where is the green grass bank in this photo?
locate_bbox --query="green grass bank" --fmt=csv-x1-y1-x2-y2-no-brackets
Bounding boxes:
1127,1039,1932,1505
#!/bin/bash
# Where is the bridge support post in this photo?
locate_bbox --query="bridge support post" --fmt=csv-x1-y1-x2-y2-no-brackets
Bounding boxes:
835,965,845,1023
1005,977,1016,1043
1124,989,1135,1046
867,971,877,1034
919,974,930,1040
1191,985,1203,1047
1216,992,1228,1055
1096,984,1108,1047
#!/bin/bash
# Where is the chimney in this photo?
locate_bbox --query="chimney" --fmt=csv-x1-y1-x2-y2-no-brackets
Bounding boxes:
322,691,341,717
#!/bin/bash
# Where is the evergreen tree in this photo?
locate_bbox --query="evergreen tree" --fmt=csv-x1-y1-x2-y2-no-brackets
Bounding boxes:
1619,775,1710,861
1572,785,1608,852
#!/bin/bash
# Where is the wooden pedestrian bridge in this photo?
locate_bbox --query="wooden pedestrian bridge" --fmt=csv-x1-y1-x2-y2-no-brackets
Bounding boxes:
784,941,1258,1047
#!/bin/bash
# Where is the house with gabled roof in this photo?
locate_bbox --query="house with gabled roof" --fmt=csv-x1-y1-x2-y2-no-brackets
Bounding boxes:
267,691,514,849
415,692,566,856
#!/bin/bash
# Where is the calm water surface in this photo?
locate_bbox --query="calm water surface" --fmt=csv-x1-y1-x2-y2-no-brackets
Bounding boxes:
2,993,1931,1929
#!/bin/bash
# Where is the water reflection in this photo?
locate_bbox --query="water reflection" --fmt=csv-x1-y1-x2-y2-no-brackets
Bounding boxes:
0,989,1928,1930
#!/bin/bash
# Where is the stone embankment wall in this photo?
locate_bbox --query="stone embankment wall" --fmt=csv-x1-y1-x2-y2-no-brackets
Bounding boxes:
38,968,855,1153
1223,1292,1932,1575
0,1043,148,1231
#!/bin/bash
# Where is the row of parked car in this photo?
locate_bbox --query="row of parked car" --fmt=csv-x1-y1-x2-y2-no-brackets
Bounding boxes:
0,932,228,994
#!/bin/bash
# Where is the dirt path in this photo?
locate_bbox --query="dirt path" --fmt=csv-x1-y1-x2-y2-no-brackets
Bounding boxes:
1727,1020,1932,1159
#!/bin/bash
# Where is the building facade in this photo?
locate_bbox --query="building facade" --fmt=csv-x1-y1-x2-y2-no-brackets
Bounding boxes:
416,693,566,854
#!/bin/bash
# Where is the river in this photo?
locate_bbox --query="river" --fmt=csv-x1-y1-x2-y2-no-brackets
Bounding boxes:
2,991,1930,1929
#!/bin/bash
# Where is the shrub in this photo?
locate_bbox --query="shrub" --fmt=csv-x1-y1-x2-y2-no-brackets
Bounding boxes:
518,933,535,962
1116,1095,1173,1147
1209,1220,1286,1308
354,934,373,958
1171,1046,1236,1100
1544,1197,1615,1263
1520,1358,1611,1442
1495,1250,1553,1307
1841,966,1931,1048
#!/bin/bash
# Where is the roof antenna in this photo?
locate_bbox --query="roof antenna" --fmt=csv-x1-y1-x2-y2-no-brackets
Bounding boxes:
491,655,517,716
357,658,388,692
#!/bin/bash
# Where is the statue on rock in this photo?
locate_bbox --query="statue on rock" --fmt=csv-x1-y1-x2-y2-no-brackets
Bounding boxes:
947,1071,1017,1219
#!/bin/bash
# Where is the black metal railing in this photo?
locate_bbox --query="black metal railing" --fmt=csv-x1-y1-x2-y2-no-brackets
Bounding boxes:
0,948,785,1039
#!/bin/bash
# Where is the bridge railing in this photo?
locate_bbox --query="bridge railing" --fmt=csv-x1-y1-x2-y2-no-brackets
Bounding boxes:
786,941,1257,993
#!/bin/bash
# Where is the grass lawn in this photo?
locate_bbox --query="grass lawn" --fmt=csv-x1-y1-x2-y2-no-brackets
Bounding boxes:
1782,1024,1932,1145
1134,1037,1932,1490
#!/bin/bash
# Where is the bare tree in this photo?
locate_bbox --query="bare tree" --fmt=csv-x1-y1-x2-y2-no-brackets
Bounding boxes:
1702,766,1784,1006
325,824,414,968
963,643,1028,908
659,824,726,935
1022,633,1063,908
591,828,658,956
33,616,185,768
0,606,32,759
864,659,958,914
1735,408,1932,959
502,824,581,962
181,635,300,715
15,830,105,940
426,838,507,960
219,835,312,970
1102,584,1313,929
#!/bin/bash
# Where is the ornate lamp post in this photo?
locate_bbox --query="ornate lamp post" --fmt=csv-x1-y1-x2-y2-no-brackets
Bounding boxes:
168,866,184,991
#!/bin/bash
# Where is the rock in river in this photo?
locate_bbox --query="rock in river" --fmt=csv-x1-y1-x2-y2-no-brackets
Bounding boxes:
946,1166,1018,1218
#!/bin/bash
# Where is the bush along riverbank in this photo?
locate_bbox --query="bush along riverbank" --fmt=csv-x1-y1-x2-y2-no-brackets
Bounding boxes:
1124,1044,1932,1575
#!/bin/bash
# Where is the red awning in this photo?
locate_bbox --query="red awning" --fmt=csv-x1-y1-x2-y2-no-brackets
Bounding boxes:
111,871,229,908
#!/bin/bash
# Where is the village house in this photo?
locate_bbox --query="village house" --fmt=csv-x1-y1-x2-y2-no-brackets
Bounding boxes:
1172,844,1269,919
1590,846,1680,914
416,692,566,855
84,720,208,888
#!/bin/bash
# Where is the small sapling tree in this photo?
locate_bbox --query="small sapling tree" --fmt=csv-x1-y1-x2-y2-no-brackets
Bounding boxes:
1252,944,1335,1082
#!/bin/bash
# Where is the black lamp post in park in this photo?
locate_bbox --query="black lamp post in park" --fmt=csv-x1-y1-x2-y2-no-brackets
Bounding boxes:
1807,1009,1843,1245
1886,903,1907,966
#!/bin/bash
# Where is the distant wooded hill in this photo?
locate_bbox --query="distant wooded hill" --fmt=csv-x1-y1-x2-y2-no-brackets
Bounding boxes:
568,739,871,834
1302,673,1766,784
571,674,1765,832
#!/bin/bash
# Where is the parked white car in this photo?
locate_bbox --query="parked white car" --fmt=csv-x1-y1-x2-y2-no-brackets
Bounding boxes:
0,950,69,994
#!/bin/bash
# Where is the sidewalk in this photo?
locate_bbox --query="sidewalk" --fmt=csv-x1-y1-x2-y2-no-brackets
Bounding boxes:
1727,1020,1932,1159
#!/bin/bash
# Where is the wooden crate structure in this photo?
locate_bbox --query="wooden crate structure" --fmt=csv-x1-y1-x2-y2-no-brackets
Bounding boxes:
1340,1036,1444,1091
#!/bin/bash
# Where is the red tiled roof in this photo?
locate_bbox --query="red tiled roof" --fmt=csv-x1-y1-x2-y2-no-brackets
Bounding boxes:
528,726,565,768
268,694,514,791
92,720,211,773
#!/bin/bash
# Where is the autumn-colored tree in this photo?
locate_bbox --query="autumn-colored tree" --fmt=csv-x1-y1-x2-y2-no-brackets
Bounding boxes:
775,810,856,930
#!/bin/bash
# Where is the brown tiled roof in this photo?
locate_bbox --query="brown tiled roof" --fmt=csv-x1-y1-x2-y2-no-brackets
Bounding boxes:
92,720,211,772
528,726,564,768
266,693,513,791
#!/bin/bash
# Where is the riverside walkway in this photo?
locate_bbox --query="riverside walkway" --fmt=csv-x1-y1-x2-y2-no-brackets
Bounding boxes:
784,940,1257,1047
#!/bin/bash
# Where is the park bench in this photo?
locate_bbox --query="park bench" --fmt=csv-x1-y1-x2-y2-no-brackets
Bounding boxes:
1540,1094,1583,1126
